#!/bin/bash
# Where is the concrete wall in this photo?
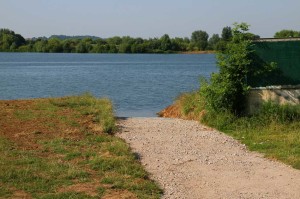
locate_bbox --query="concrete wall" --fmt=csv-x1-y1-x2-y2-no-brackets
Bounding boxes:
247,85,300,114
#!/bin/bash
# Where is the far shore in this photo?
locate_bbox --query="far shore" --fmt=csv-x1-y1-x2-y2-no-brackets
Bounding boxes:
180,50,215,54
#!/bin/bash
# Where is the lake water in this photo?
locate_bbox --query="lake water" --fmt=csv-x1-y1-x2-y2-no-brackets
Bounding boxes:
0,53,217,117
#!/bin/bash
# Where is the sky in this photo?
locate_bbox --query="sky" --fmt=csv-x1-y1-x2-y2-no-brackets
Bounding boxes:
1,0,299,39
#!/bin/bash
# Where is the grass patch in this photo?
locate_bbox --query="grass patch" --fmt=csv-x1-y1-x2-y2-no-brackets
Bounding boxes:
180,91,205,118
38,192,96,199
174,92,300,169
50,93,116,134
0,94,162,198
90,156,148,178
0,184,12,198
0,137,79,196
101,173,162,198
14,110,37,121
96,187,106,197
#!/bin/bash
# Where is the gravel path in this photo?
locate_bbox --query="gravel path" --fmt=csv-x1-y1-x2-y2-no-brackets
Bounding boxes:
117,117,300,199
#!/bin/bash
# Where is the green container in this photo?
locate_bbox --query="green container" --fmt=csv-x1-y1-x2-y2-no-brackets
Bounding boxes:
250,40,300,87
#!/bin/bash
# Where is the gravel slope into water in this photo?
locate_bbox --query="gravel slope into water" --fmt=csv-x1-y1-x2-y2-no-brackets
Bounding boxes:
117,117,300,199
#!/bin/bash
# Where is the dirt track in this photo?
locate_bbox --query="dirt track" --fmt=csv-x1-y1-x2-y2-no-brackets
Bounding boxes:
117,117,300,199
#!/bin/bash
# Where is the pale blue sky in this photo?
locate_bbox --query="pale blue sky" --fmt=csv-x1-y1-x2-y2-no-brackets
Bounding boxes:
1,0,299,38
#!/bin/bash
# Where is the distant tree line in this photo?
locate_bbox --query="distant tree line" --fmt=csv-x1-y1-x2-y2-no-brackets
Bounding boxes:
0,28,298,53
274,30,300,38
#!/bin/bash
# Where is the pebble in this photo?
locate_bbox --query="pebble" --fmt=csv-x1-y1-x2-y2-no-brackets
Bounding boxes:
117,117,300,199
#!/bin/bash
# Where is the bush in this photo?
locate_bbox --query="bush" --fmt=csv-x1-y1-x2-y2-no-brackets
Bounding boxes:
200,23,278,115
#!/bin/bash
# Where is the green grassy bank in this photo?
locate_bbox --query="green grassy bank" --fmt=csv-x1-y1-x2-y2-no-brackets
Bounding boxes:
0,94,162,198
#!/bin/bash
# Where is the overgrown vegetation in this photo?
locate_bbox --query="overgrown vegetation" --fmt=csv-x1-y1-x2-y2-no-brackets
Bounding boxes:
166,23,300,169
201,23,277,115
0,94,162,198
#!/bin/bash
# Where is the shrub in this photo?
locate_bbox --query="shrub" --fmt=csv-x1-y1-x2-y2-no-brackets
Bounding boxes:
200,23,278,115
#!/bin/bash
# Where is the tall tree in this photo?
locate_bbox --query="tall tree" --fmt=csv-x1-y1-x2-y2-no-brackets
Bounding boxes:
191,30,209,51
160,34,172,51
201,23,276,114
62,39,77,53
0,29,26,51
221,26,232,41
208,34,220,50
47,38,63,52
33,39,48,52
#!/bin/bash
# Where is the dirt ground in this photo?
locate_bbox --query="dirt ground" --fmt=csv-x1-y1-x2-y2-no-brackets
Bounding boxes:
117,117,300,199
0,99,88,149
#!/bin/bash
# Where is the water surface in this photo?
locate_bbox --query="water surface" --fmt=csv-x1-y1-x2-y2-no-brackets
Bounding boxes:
0,53,217,116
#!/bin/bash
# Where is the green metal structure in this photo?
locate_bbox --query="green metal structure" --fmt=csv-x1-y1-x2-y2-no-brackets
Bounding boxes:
250,39,300,87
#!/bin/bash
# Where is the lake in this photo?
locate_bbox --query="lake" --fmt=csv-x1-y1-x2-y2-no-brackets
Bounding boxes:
0,53,217,117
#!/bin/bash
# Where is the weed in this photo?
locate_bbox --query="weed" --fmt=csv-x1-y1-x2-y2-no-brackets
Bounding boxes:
97,187,106,197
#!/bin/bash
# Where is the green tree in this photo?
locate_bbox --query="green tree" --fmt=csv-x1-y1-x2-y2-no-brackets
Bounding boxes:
221,26,232,41
0,29,26,51
147,38,160,52
201,23,275,115
191,30,209,50
119,43,131,53
107,36,122,45
160,34,172,51
18,45,31,52
76,41,88,53
131,38,146,53
201,23,253,114
62,39,77,53
108,44,118,53
33,39,48,52
207,34,220,50
47,38,63,52
118,36,134,53
171,37,189,51
274,30,300,38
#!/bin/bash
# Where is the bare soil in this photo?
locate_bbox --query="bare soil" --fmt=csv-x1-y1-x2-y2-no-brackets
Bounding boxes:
117,117,300,199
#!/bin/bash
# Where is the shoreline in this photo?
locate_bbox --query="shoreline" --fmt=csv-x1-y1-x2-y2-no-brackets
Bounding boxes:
0,51,216,54
180,50,215,54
